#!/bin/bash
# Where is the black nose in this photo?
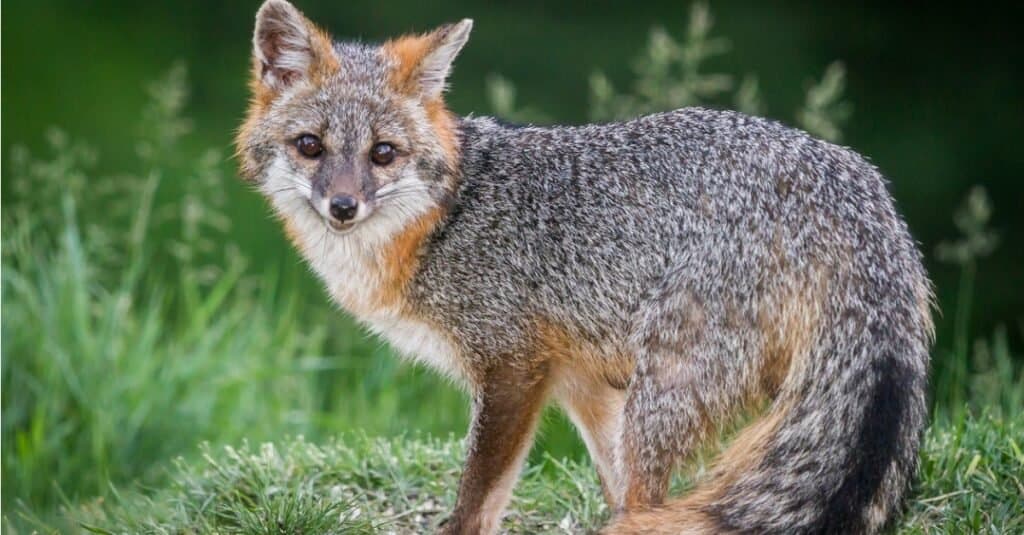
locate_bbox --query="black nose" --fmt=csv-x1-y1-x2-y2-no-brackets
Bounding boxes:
328,195,359,222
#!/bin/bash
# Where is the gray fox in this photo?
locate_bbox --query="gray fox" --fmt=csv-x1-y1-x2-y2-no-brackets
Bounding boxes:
236,1,934,533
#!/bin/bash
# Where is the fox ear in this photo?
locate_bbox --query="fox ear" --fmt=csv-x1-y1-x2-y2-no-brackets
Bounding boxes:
252,0,336,91
386,19,473,99
417,20,473,98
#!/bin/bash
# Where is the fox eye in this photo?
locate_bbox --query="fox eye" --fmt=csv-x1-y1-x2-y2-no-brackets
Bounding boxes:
370,142,396,166
295,134,323,158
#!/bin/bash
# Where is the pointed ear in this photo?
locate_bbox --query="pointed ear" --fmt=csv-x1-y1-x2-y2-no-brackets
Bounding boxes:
385,19,473,99
251,0,337,92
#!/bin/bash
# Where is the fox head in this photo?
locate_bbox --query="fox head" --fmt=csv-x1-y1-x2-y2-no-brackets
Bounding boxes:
236,0,470,239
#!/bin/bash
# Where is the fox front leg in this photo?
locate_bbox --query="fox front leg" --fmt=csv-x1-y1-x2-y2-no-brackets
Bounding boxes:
440,364,549,535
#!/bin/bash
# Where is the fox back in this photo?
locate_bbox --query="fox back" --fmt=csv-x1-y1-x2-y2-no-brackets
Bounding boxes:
237,2,933,533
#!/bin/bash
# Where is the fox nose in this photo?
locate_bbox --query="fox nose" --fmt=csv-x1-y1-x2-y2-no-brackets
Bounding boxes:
328,195,359,222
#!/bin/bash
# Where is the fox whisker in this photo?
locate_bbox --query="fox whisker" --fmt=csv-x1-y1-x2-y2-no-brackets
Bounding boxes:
266,185,300,196
375,188,433,201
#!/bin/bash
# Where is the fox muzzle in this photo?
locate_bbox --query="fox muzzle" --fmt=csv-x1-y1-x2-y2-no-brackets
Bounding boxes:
309,158,376,231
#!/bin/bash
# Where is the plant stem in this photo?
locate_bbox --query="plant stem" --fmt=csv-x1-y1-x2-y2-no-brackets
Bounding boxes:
951,260,975,415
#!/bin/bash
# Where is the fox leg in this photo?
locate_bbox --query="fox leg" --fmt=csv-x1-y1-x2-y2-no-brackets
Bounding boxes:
556,377,627,508
620,282,756,511
442,363,549,535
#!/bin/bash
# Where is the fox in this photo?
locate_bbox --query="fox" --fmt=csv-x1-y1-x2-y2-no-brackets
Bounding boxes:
235,1,934,533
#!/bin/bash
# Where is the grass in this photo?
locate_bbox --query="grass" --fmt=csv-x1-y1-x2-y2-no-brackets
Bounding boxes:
12,412,1017,534
903,413,1024,533
3,5,1023,533
1,190,328,515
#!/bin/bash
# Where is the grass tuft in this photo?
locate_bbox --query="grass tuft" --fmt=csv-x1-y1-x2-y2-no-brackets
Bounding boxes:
902,413,1024,533
41,412,1020,534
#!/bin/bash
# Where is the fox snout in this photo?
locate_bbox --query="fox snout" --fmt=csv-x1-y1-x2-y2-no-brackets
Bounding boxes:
327,195,359,223
310,158,375,231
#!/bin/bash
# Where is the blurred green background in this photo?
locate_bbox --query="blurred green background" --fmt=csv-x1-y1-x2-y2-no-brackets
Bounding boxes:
4,1,1022,331
3,0,1022,529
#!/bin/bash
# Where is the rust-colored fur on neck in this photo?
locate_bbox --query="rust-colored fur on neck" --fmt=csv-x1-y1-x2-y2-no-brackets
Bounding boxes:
375,204,446,312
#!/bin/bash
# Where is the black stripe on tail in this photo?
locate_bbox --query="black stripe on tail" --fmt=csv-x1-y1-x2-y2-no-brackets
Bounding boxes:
814,358,911,533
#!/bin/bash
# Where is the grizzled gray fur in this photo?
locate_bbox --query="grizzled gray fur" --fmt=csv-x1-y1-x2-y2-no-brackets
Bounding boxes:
423,111,931,533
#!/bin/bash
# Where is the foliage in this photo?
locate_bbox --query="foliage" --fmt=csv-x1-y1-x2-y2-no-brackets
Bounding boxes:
931,187,1021,418
486,3,851,142
0,65,330,520
587,3,734,121
795,62,852,143
485,73,552,125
